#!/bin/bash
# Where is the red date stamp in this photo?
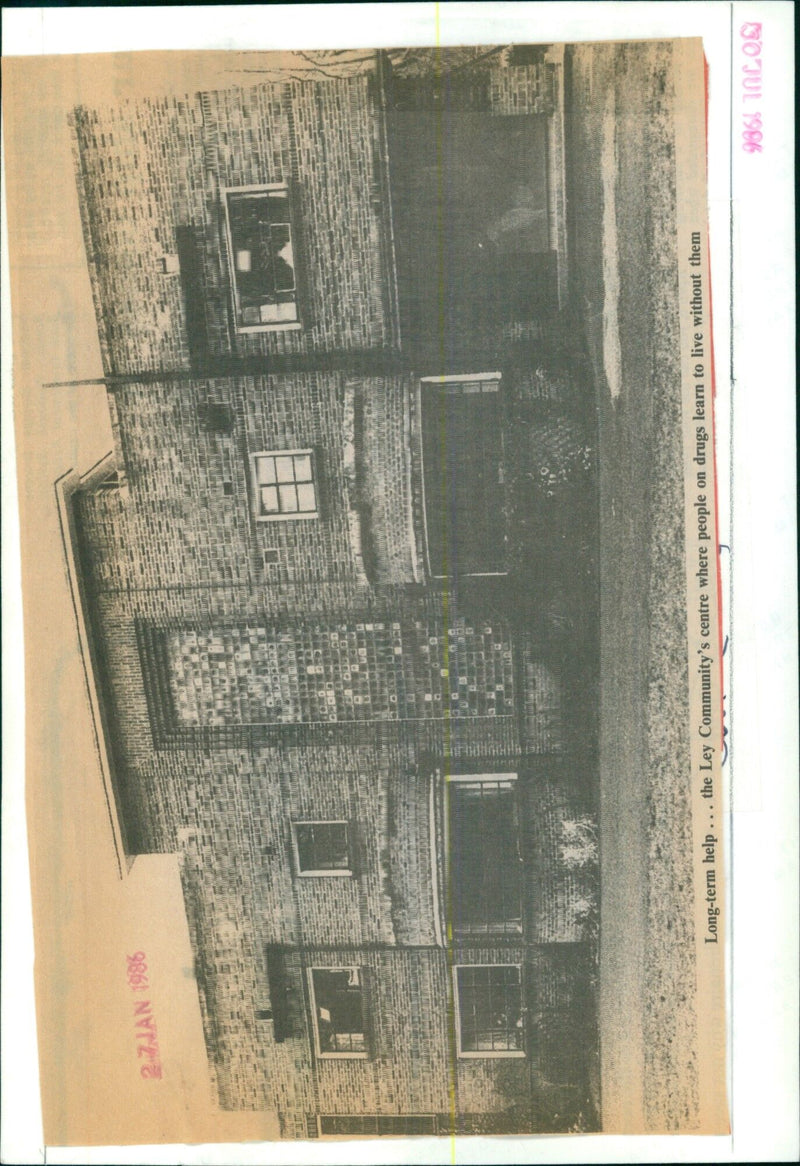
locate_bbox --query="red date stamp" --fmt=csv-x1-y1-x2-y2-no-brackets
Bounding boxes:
126,950,150,992
740,22,763,152
126,952,163,1079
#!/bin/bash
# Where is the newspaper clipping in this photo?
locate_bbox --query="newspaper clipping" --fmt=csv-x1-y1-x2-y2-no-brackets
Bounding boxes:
4,35,728,1145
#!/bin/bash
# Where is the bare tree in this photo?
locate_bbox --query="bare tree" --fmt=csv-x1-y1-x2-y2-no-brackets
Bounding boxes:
234,45,510,84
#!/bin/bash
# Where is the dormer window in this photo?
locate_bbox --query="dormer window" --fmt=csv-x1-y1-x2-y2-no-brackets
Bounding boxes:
223,185,300,332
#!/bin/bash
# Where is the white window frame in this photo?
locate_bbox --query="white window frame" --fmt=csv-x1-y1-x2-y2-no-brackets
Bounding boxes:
446,771,518,783
452,963,525,1059
222,183,302,334
307,966,368,1060
419,372,503,386
251,449,318,522
417,372,508,579
291,820,352,878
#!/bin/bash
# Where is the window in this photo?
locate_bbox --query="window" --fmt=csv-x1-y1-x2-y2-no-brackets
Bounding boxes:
419,374,507,577
453,965,524,1057
223,185,300,331
447,774,522,935
252,451,318,520
292,822,351,877
425,374,502,395
95,469,120,491
319,1115,436,1137
309,967,367,1057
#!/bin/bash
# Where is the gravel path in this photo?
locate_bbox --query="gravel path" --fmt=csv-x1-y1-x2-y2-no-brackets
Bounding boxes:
565,40,700,1132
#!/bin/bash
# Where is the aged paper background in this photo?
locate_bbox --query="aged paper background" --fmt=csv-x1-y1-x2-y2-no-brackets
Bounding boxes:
2,3,796,1163
3,48,316,1146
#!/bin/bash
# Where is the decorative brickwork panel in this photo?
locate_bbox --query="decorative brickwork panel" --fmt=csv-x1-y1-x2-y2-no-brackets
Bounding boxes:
158,617,516,730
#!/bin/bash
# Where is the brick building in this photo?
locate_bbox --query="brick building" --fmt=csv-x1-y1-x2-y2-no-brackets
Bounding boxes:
64,47,600,1136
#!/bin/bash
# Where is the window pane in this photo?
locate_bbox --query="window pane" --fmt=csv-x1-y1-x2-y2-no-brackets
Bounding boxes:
449,779,521,933
456,966,523,1053
265,189,289,207
260,485,280,514
256,456,276,485
421,377,506,575
270,224,296,292
312,968,366,1054
294,824,316,870
269,300,298,323
295,823,349,871
295,482,317,513
317,823,348,868
278,484,298,512
293,454,313,482
253,452,316,520
275,456,296,483
226,189,299,330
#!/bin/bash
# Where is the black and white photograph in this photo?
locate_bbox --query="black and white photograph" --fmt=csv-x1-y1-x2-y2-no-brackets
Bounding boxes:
3,6,794,1157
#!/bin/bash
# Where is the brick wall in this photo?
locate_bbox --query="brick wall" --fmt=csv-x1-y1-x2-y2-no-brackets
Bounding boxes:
72,485,589,1122
65,55,595,1129
387,767,438,946
67,351,592,1124
70,74,392,376
352,377,420,583
78,372,377,597
69,63,559,383
388,59,555,118
488,62,556,116
173,891,590,1125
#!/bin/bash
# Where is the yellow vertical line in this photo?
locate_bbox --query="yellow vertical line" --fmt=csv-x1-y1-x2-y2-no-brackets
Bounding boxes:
432,7,457,1164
